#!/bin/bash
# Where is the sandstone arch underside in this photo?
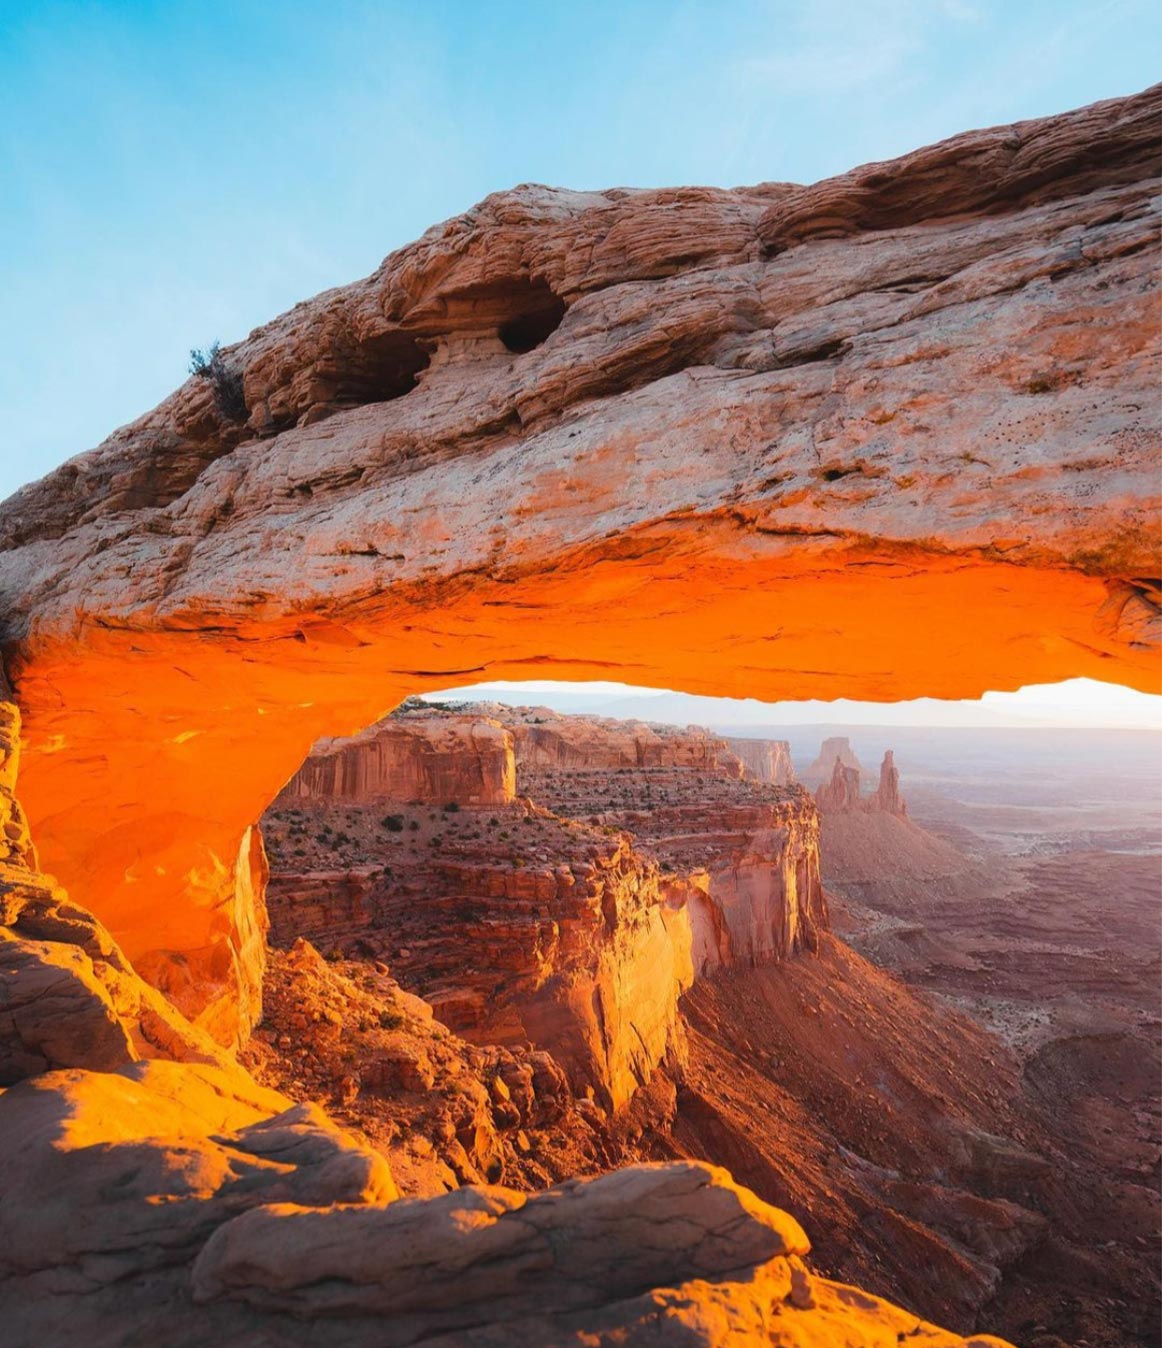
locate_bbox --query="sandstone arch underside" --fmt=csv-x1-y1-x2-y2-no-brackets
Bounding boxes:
1,88,1158,1042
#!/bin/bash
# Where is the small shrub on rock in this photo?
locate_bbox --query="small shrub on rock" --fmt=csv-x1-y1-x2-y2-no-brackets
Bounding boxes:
189,341,248,422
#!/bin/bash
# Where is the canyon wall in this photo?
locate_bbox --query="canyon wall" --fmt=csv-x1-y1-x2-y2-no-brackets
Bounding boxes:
505,710,746,776
507,708,826,971
1,694,1007,1347
1,88,1157,1041
264,707,826,1105
264,798,695,1110
806,735,864,782
280,712,516,807
724,735,795,784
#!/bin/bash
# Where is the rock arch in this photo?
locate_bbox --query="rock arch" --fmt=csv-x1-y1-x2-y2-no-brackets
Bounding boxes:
1,87,1158,1043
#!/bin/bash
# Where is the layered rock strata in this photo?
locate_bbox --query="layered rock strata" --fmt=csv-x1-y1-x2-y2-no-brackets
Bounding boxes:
266,789,695,1110
510,722,826,973
0,91,1157,1035
725,735,796,785
264,706,824,1104
280,709,516,807
0,688,1015,1345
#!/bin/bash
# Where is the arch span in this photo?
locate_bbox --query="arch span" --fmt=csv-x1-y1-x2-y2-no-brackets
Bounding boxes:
1,88,1159,1042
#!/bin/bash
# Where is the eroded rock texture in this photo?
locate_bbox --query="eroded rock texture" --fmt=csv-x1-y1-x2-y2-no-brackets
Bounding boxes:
816,747,907,816
1,89,1158,1040
281,711,517,807
263,705,824,1106
0,689,1016,1345
725,736,796,785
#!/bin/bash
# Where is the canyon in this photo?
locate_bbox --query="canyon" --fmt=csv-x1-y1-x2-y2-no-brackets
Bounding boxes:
0,86,1159,1347
256,701,1161,1346
0,688,1026,1347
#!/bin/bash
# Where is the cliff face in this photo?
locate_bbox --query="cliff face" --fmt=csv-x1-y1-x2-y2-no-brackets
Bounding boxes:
806,735,864,782
280,712,516,807
512,745,825,972
263,706,826,1106
0,92,1156,1040
0,688,1017,1346
725,735,795,784
503,708,745,776
265,787,694,1112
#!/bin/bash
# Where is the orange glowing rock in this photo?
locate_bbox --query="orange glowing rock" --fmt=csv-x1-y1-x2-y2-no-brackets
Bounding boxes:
0,87,1157,1046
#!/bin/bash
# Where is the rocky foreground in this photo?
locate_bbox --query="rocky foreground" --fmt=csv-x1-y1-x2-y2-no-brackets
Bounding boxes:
0,691,1012,1346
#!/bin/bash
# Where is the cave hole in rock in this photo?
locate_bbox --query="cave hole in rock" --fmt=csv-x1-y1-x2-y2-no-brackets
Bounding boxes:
498,284,567,353
330,329,432,408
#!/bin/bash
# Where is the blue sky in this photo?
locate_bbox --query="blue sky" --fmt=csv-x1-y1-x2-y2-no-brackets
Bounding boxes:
1,0,1157,501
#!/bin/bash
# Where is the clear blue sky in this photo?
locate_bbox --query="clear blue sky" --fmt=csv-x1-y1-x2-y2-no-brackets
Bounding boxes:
1,0,1157,502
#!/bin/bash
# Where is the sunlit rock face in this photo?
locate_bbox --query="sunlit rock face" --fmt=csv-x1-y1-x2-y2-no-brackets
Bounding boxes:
280,710,517,807
504,708,826,974
724,735,795,785
0,88,1157,1041
0,700,245,1084
1,688,1015,1346
264,706,824,1104
506,710,746,776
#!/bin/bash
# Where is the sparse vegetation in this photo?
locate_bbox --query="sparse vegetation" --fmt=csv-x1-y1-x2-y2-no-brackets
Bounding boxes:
188,341,248,422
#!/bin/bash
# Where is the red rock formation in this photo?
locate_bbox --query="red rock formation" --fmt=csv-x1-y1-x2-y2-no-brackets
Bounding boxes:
0,684,1018,1346
264,707,826,1105
0,92,1157,1038
815,757,863,812
265,787,694,1111
806,735,864,782
871,748,907,815
280,710,515,807
724,735,795,785
265,867,374,940
816,747,906,816
0,699,244,1085
501,707,744,776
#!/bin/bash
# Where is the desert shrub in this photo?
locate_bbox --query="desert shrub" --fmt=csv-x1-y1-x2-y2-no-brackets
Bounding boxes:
378,1007,405,1031
382,814,405,832
188,341,247,421
442,801,460,813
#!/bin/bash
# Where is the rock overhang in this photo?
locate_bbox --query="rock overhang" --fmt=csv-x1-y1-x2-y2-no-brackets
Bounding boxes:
0,86,1158,1042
